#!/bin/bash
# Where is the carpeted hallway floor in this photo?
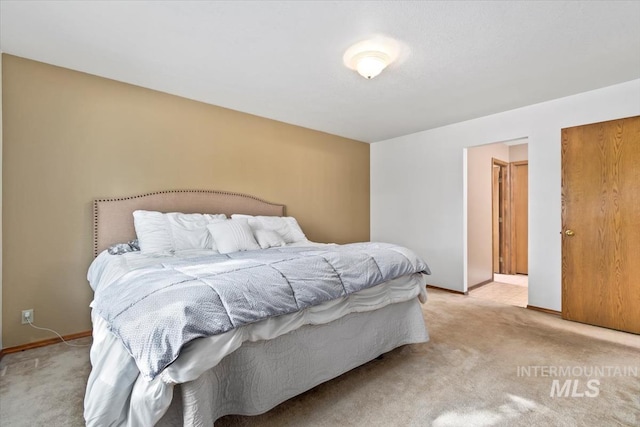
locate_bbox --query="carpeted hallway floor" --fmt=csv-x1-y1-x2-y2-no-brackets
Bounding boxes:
1,289,638,426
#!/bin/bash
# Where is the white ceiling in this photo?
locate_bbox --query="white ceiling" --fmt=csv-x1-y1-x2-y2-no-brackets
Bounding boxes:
1,1,639,143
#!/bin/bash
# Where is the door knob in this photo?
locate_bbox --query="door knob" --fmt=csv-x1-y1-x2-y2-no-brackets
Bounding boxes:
565,229,575,236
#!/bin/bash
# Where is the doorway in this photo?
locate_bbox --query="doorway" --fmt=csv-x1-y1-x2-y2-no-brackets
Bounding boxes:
467,140,528,307
492,160,529,276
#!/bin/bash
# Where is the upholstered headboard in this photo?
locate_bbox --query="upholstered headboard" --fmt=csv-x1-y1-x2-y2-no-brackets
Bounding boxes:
93,190,285,257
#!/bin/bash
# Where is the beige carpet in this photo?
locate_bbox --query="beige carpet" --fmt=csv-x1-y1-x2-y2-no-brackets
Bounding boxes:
468,282,528,307
1,289,638,426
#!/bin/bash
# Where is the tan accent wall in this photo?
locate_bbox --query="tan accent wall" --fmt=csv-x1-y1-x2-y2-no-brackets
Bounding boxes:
1,54,370,348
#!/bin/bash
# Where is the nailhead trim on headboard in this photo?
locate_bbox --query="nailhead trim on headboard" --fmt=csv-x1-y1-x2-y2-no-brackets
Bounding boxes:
93,189,285,257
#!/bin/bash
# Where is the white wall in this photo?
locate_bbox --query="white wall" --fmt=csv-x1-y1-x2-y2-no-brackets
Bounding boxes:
1,53,3,348
371,79,640,311
466,143,509,287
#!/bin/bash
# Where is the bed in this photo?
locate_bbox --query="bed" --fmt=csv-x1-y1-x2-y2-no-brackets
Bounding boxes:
84,190,430,426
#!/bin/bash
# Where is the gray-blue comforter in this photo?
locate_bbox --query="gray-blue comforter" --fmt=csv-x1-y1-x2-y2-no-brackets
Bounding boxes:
93,242,431,380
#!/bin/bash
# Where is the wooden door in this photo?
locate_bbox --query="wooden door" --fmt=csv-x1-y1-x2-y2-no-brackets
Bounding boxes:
562,116,640,334
492,165,500,273
492,160,509,274
511,162,528,274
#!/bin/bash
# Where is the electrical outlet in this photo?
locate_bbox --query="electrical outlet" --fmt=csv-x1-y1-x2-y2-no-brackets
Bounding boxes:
21,309,34,325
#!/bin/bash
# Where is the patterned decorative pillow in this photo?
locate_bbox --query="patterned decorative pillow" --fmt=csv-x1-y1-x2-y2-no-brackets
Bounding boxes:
108,239,140,255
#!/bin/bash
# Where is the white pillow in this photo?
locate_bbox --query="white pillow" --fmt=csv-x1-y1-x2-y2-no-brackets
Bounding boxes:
254,229,287,249
207,219,260,254
133,210,227,254
231,215,307,243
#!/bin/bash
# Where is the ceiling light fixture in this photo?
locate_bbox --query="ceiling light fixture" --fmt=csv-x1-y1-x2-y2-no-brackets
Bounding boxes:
343,36,402,80
352,51,391,79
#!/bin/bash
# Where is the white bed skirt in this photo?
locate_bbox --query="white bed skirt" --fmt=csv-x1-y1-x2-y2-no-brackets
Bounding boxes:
158,298,428,426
